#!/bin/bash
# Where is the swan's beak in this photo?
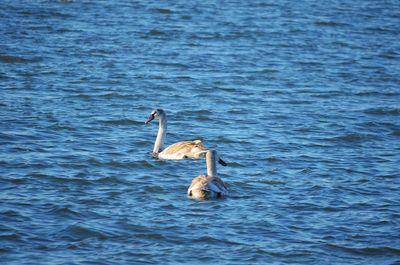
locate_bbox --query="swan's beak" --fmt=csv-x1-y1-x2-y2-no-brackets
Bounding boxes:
218,158,227,166
145,114,155,124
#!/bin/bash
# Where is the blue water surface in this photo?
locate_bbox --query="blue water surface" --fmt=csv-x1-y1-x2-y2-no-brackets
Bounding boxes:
1,0,400,264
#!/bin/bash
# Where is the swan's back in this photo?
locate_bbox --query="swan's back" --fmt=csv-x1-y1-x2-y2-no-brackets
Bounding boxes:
187,175,228,200
159,140,206,160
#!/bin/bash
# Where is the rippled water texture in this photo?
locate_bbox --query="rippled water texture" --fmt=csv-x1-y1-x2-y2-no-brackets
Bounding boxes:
1,1,400,264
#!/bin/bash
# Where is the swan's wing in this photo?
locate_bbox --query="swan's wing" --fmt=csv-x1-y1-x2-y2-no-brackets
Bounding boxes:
208,177,228,194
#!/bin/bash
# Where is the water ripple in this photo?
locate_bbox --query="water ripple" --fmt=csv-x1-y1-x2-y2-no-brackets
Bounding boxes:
327,244,400,256
0,55,33,63
364,108,400,116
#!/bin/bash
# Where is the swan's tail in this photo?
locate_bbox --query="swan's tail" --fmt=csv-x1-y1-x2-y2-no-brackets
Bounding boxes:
218,158,227,166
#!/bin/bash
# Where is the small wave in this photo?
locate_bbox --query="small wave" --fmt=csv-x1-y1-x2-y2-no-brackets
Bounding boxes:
0,133,17,142
0,55,32,63
360,120,397,128
19,10,72,19
69,93,92,100
148,29,166,36
255,248,310,258
147,61,188,69
176,76,192,80
257,180,286,185
315,21,340,27
379,50,399,60
48,175,92,185
263,156,281,162
328,244,400,256
92,176,127,184
0,210,20,217
0,233,21,240
260,68,279,74
160,204,177,210
366,26,393,33
99,119,143,126
221,87,238,92
177,109,212,116
134,233,165,240
48,206,81,218
320,207,343,212
376,174,398,179
193,235,242,246
1,176,28,185
284,99,313,105
195,115,212,121
364,108,400,116
229,181,256,190
144,185,164,193
56,28,76,33
227,108,246,115
86,158,154,169
392,130,400,137
1,210,31,222
0,247,11,253
181,15,192,20
326,133,378,142
62,224,112,240
68,92,134,100
310,91,350,98
286,203,344,212
50,0,74,4
215,135,238,144
98,92,133,99
154,8,173,14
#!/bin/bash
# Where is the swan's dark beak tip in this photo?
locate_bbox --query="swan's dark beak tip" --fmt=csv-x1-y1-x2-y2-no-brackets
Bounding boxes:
145,114,155,125
218,158,227,166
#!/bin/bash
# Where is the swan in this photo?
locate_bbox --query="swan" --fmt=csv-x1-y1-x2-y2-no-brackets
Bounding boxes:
145,108,227,165
187,150,228,200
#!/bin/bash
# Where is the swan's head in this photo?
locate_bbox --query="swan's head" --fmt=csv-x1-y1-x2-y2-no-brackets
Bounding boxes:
145,109,165,124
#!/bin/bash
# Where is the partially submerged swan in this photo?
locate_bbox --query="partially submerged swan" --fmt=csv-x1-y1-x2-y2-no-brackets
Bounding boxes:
145,109,227,165
188,150,228,200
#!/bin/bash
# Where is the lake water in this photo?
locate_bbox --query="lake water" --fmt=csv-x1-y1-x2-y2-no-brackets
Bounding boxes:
1,0,400,264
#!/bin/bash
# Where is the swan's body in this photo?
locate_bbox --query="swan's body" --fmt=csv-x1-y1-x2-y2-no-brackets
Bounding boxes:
188,150,228,200
188,175,228,200
158,140,207,160
145,109,226,165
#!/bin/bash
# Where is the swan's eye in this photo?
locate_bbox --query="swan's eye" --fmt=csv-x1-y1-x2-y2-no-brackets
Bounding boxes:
189,191,192,196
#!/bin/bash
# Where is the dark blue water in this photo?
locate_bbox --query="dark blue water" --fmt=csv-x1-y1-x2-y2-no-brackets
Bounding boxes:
1,1,400,264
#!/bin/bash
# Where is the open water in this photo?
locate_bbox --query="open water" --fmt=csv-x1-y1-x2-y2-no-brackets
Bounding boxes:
1,0,400,264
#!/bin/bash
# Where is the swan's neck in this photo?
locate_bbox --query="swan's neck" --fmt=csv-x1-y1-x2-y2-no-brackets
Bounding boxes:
153,114,167,153
206,150,217,177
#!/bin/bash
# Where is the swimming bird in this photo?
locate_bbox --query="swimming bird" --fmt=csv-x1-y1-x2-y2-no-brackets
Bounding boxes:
145,109,227,165
187,150,228,200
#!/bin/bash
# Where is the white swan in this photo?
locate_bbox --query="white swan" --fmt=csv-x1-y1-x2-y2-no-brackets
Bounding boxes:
187,150,228,200
145,109,227,165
